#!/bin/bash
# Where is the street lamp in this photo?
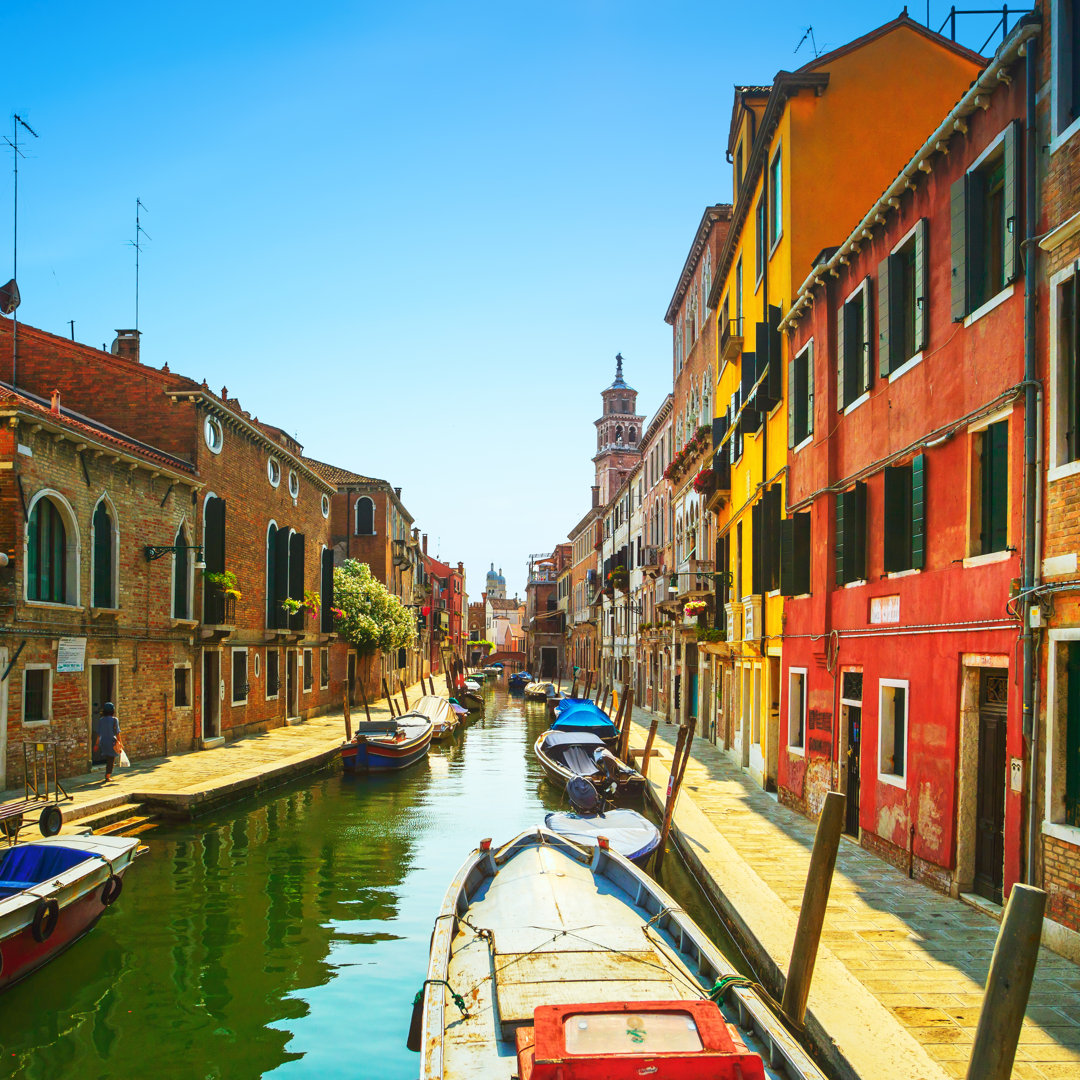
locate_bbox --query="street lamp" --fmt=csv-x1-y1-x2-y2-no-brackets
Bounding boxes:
145,543,205,571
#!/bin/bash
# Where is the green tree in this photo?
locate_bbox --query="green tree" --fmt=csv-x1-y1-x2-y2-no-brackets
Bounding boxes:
332,560,417,656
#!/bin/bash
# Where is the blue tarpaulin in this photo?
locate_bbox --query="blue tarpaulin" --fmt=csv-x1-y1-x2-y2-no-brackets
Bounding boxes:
0,843,91,888
552,699,618,738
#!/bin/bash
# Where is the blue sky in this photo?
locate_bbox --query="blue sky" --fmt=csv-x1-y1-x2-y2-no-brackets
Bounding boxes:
4,1,993,598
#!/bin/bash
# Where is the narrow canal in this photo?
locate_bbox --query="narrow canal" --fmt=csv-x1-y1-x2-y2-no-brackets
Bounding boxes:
4,685,743,1080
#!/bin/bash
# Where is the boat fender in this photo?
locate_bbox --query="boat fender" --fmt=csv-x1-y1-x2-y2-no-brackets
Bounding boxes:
101,874,124,907
38,804,63,837
31,898,60,943
407,978,469,1049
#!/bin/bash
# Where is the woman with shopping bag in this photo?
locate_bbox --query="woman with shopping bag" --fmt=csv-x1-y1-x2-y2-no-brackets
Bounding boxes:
94,702,123,782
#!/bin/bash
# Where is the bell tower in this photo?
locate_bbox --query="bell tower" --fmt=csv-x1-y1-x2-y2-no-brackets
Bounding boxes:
593,354,645,505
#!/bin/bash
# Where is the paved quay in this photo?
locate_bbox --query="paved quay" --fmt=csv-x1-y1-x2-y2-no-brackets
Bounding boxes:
1,679,431,828
629,707,1080,1080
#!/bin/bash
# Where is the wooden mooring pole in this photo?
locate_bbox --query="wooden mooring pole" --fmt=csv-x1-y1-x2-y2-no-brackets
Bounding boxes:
964,884,1046,1080
583,670,593,701
781,790,845,1026
357,678,373,723
382,678,397,716
634,712,660,779
398,679,409,711
616,687,635,763
654,715,696,874
343,691,352,741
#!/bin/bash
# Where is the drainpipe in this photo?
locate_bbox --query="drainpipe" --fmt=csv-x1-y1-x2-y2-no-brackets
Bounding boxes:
1022,31,1041,885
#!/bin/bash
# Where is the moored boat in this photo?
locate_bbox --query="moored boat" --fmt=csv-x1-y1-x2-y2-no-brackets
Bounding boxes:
0,834,141,993
523,680,556,701
412,694,460,740
507,670,531,693
544,808,660,864
481,665,503,677
550,698,619,745
456,690,484,711
413,828,825,1079
341,713,435,771
534,729,645,802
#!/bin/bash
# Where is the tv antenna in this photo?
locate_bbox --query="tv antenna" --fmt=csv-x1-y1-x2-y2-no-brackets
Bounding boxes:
129,197,151,333
794,26,820,58
3,113,38,386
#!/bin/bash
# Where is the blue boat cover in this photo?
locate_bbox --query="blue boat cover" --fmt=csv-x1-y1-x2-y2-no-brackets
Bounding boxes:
544,810,660,861
0,843,93,887
552,699,618,737
541,729,605,750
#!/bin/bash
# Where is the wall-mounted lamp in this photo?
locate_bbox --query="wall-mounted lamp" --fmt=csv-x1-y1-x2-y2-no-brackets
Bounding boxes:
145,544,206,571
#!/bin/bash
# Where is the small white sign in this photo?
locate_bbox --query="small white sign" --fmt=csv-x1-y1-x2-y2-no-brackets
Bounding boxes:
1010,757,1023,793
870,595,901,625
56,637,86,673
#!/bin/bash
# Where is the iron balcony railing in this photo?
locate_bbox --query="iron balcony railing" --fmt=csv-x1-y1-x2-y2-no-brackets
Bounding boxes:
203,583,236,627
719,316,744,364
677,558,715,597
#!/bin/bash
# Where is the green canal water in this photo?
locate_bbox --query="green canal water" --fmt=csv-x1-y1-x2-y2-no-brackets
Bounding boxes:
4,686,743,1080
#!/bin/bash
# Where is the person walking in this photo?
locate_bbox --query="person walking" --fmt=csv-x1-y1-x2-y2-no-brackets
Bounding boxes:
94,702,122,782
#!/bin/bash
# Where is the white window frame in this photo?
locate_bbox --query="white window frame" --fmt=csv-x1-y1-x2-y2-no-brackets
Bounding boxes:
788,667,807,754
355,496,376,536
170,518,196,622
302,647,313,694
1051,0,1080,149
231,647,248,706
320,647,329,690
22,663,53,725
768,144,783,256
23,489,82,609
877,678,909,788
90,493,120,611
792,338,814,450
839,277,872,412
321,494,330,518
173,662,193,709
887,218,927,380
288,470,300,499
267,457,281,487
1044,628,1080,845
204,415,223,454
1049,262,1080,480
265,648,280,701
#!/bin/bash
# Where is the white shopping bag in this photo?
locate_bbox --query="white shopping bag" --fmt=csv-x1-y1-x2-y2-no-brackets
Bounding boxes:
118,748,131,768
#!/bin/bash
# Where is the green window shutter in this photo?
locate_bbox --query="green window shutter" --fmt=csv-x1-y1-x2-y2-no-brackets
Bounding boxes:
861,279,874,394
320,548,335,633
767,304,783,405
836,299,846,411
951,175,968,321
751,500,762,595
742,348,756,403
1003,119,1020,284
883,465,911,573
47,502,65,603
787,357,796,449
914,219,929,351
982,420,1009,553
806,341,815,435
266,524,277,625
793,511,811,595
289,532,305,631
847,482,868,582
912,453,926,569
878,258,892,377
274,526,291,629
27,501,39,601
780,517,795,595
204,496,226,573
174,530,190,619
768,485,783,591
835,491,846,586
92,501,113,608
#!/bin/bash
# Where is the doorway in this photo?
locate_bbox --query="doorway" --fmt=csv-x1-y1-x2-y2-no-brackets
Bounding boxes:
0,647,7,784
287,650,299,718
202,651,220,739
90,661,118,767
841,670,863,837
973,669,1008,904
540,647,557,679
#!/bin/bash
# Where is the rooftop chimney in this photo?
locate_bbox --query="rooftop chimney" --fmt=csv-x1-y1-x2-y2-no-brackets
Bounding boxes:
394,486,402,498
422,533,428,555
50,389,60,415
111,329,141,363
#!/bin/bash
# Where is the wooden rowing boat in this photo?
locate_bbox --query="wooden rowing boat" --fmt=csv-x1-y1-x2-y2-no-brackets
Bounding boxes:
341,714,434,771
543,809,660,864
534,730,645,803
413,828,825,1079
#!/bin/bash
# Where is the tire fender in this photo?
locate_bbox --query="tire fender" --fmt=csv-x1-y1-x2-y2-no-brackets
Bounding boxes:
100,875,123,907
31,898,60,943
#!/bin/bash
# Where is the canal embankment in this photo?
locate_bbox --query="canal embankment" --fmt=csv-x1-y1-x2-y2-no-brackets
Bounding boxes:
629,706,1080,1080
0,679,432,830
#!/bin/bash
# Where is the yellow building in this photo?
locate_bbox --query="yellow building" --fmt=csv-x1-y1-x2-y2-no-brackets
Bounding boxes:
706,14,984,790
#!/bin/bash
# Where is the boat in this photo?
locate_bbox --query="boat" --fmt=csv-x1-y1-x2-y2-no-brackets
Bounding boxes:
534,729,645,802
341,713,435,771
481,665,503,677
468,671,487,683
412,694,460,741
456,690,484,711
544,808,660,865
0,834,141,993
523,680,556,701
463,679,482,692
507,671,531,694
551,698,619,745
412,827,826,1079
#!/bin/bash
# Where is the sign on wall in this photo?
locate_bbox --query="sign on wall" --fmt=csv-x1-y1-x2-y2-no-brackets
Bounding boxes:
56,637,87,673
869,595,901,625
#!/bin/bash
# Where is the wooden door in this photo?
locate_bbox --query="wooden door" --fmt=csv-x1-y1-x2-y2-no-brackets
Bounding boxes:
202,651,220,739
973,669,1008,904
844,705,862,837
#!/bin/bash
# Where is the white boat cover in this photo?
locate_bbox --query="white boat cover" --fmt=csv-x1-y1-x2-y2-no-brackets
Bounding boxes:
544,809,660,861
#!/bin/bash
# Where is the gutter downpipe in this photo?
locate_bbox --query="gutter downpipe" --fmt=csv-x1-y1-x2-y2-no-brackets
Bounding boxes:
1022,28,1040,885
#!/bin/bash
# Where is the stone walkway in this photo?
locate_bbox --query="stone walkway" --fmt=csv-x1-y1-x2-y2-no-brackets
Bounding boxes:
629,708,1080,1080
1,679,430,827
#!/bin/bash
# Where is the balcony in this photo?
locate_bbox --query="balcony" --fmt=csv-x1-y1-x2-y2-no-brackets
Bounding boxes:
704,452,732,512
640,546,660,571
392,539,410,568
719,316,744,366
202,584,236,639
676,558,715,599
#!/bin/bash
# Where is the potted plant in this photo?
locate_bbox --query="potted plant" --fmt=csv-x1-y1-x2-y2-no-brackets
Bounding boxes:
203,569,241,600
692,466,714,494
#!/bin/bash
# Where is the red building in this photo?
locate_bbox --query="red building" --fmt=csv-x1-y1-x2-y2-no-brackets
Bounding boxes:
780,23,1035,904
422,553,465,672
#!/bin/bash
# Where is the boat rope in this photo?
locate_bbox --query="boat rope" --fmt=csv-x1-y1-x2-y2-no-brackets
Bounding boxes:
707,975,756,1003
644,905,686,927
458,914,492,942
414,979,468,1017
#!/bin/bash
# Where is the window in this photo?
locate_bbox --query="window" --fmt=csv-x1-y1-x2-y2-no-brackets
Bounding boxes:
750,484,782,594
735,257,743,336
1053,0,1080,138
174,666,190,708
320,547,335,633
788,340,814,448
92,499,116,608
288,470,300,498
320,648,329,689
754,198,765,285
835,482,867,585
780,511,811,596
173,524,192,619
788,668,807,751
879,220,928,376
321,494,330,518
971,419,1009,556
1052,267,1080,467
26,494,75,605
303,648,313,692
231,648,248,705
204,416,223,454
268,458,281,487
837,279,872,410
23,666,51,724
769,149,782,249
266,649,280,699
1049,637,1080,833
883,455,926,573
951,124,1019,321
878,680,908,785
735,142,743,199
355,496,375,535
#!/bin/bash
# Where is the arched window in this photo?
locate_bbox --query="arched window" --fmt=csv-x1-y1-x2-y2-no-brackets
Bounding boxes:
266,522,278,626
614,425,623,445
91,498,117,608
173,522,192,619
629,427,637,443
26,492,78,605
355,496,375,536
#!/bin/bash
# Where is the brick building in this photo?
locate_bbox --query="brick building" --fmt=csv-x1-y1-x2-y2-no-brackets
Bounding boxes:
567,504,600,678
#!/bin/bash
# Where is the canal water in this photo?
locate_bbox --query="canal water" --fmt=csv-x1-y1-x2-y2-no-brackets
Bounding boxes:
4,685,743,1080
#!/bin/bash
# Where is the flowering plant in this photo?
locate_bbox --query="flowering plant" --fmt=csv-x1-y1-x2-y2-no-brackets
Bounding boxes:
693,467,714,493
331,559,418,656
203,570,242,601
684,599,709,615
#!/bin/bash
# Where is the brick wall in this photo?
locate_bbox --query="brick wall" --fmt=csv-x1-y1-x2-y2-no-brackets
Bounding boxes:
1043,833,1080,928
